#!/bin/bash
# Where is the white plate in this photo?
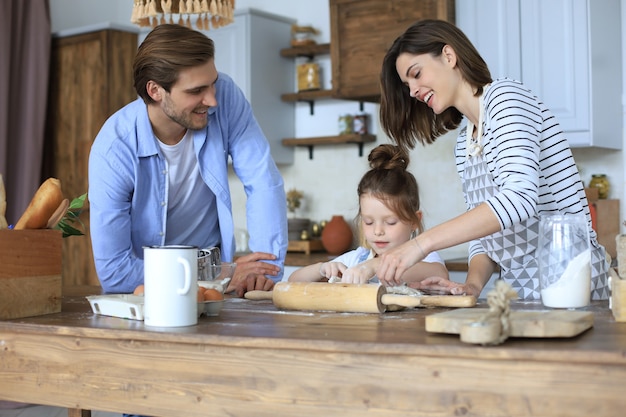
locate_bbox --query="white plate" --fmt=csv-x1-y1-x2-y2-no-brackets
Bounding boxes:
89,289,225,321
198,300,224,316
87,294,145,320
198,277,231,293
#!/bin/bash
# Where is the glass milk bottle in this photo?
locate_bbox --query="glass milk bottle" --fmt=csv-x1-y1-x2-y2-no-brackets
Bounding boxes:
538,214,592,308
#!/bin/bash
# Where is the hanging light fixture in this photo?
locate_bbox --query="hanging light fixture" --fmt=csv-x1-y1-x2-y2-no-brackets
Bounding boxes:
131,0,235,30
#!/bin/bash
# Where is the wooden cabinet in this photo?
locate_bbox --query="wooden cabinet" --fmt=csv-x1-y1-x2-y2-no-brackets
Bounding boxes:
329,0,455,102
280,1,454,154
456,0,622,149
43,26,138,287
204,8,296,164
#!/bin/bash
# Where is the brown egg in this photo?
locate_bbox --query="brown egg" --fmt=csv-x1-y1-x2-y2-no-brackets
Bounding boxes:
133,285,145,296
197,287,206,302
203,288,224,301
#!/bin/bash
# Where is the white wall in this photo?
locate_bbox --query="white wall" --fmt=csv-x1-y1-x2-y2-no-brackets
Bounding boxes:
50,0,625,261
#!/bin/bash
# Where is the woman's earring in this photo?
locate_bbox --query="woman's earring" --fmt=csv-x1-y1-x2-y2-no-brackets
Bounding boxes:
410,230,417,239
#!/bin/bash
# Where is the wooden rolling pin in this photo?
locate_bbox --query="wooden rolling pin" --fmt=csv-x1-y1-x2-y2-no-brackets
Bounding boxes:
245,282,476,313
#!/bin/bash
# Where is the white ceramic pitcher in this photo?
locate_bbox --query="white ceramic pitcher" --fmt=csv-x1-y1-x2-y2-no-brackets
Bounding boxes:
143,245,198,327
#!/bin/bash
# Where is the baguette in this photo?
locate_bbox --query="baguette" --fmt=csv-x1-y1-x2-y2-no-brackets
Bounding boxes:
14,178,65,230
46,198,70,229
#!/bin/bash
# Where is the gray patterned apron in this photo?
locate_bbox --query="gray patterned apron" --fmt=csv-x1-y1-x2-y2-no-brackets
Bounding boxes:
462,152,609,300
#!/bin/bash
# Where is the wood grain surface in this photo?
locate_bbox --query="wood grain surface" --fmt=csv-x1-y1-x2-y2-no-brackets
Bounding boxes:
0,288,625,417
43,29,138,288
426,308,594,338
0,230,62,319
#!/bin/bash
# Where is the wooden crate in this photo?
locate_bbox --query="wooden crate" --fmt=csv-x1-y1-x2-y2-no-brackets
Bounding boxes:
610,268,626,322
589,199,620,259
287,239,325,255
0,229,62,319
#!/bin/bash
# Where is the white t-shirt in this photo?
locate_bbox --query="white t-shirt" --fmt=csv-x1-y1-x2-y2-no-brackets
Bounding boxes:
158,131,220,247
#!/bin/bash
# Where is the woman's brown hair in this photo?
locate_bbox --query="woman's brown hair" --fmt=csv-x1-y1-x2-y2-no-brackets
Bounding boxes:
133,24,215,104
379,19,492,152
357,144,423,247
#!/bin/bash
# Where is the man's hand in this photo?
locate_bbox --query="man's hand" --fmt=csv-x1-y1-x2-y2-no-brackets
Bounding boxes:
226,252,280,297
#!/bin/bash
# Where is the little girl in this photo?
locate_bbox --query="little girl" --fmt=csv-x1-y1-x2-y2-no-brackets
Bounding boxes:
289,144,448,285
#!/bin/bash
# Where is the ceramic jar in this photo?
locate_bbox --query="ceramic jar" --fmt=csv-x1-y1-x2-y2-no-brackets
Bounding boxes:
321,215,353,255
297,62,321,91
338,115,353,135
589,174,610,199
537,215,591,308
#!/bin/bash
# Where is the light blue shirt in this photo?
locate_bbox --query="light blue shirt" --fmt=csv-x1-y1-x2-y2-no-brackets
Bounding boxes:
88,73,287,293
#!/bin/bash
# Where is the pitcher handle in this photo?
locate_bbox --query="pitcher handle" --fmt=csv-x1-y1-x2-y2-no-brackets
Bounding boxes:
177,256,192,295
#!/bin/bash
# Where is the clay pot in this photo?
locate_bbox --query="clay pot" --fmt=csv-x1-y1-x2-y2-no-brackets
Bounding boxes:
321,215,353,255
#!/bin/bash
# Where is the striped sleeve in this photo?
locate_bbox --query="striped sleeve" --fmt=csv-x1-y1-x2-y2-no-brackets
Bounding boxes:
482,80,583,229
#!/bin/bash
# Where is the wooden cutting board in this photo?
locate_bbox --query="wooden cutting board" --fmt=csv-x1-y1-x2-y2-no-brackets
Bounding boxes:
426,308,594,340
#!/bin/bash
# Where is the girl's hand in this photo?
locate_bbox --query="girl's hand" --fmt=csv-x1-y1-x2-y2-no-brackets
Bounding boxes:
376,239,426,286
319,261,348,281
341,263,376,284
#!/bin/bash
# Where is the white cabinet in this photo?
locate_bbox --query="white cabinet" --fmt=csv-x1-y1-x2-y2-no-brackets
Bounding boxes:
456,0,622,149
208,8,295,164
207,8,296,164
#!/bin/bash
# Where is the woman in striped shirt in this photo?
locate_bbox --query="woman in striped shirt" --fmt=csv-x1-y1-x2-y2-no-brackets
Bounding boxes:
375,19,609,300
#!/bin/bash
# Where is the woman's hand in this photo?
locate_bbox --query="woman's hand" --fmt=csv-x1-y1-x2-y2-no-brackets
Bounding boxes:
227,252,280,297
376,238,426,286
411,277,481,297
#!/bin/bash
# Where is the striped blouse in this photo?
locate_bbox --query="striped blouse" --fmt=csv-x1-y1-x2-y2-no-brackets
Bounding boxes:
454,79,608,299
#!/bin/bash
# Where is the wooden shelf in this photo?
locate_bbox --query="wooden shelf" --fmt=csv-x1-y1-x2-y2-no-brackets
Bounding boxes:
281,89,335,102
280,43,330,58
281,89,335,114
282,134,376,159
280,43,333,115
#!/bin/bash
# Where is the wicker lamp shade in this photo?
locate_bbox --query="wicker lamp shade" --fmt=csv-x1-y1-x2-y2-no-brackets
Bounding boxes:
131,0,235,29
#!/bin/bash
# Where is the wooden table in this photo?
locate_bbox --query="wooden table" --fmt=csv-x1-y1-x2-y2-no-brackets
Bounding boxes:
1,287,625,417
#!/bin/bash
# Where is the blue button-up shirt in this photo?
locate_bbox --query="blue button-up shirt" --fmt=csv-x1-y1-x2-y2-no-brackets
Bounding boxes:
88,73,287,293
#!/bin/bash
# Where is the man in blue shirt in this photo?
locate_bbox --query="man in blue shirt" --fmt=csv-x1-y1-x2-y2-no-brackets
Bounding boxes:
88,24,287,297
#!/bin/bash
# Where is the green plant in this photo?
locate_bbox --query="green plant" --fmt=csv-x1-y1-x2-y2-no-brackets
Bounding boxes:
56,193,87,238
286,188,303,214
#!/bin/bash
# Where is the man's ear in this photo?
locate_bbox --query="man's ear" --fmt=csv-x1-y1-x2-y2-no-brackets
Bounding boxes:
146,80,162,102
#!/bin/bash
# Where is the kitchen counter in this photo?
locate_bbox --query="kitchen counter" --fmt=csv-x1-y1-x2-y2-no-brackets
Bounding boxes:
0,286,625,417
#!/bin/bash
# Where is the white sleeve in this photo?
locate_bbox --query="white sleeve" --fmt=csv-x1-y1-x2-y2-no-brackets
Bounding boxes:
422,251,445,265
331,247,370,268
